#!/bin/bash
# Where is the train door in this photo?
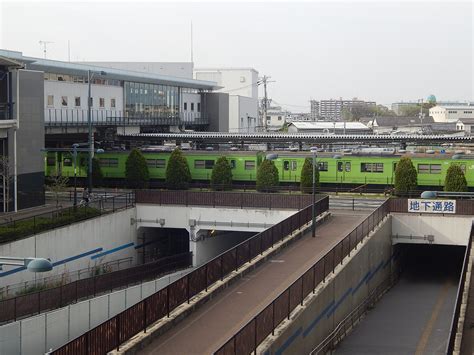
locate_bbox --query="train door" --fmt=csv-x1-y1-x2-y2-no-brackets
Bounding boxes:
282,159,298,182
336,160,351,183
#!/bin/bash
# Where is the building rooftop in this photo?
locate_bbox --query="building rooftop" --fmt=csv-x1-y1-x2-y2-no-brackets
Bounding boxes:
0,49,220,90
458,118,474,124
430,105,474,110
374,116,434,127
289,121,370,130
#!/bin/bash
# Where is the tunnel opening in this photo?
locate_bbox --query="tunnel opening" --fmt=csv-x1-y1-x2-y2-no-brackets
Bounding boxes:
336,243,466,354
137,227,190,264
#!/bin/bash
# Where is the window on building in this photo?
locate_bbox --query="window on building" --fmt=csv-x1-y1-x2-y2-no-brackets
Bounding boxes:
99,158,118,168
197,103,201,112
245,161,255,170
99,98,105,108
240,76,246,83
318,162,328,171
75,97,81,107
191,103,195,111
111,98,116,108
361,163,384,173
184,102,187,110
278,116,282,121
61,96,68,107
90,98,93,107
47,95,54,106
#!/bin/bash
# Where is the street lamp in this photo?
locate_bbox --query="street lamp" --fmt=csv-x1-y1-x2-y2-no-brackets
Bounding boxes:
310,147,318,238
87,70,107,195
0,256,53,272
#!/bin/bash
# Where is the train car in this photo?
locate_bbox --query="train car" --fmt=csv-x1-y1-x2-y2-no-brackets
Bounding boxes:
44,149,474,189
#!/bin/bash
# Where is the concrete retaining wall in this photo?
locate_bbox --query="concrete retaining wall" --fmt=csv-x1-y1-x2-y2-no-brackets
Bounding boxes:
259,215,394,354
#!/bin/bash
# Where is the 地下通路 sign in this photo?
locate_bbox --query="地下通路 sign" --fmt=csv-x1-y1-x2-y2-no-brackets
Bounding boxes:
408,199,456,214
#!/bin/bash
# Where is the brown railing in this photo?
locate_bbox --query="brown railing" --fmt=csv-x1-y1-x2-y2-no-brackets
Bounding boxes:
52,196,329,355
135,190,317,210
214,199,390,355
0,252,191,324
389,198,474,215
446,224,473,354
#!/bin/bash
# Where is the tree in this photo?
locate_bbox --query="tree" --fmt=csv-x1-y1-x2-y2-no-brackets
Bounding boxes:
444,164,467,192
0,156,12,211
125,149,149,188
256,159,279,192
48,170,69,207
92,157,103,187
300,157,320,193
394,157,417,196
211,156,233,190
166,149,191,190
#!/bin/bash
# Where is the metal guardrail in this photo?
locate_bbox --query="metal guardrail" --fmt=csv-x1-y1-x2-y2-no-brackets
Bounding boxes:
51,196,329,355
214,199,390,355
446,224,473,354
0,192,135,244
0,252,191,324
135,190,321,210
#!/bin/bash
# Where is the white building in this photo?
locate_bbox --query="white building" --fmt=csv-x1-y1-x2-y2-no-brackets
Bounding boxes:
429,105,474,123
194,68,259,132
456,118,474,134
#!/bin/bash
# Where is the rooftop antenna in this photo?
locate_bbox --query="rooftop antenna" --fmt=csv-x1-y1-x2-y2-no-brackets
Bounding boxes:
190,21,194,63
39,40,53,59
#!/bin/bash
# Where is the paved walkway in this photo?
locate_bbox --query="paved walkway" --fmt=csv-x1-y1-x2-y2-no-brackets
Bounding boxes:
139,210,370,355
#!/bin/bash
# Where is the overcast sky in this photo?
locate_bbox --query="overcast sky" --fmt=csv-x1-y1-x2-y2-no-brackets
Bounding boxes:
1,1,472,111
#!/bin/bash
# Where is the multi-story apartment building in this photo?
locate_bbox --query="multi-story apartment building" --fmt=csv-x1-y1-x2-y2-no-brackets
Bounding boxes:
311,98,376,120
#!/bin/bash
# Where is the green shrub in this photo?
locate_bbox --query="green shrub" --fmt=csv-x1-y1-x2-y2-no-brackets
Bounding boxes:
125,149,149,189
300,157,320,193
256,159,279,192
444,164,467,192
394,157,417,196
211,156,233,190
166,149,191,190
0,207,101,244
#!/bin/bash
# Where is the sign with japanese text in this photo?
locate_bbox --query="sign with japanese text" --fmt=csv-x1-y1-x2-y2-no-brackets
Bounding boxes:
407,199,456,214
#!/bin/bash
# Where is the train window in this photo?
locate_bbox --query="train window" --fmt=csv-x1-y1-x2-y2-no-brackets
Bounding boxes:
361,163,383,173
318,162,328,171
283,161,290,171
345,162,351,172
99,158,118,168
290,161,297,171
245,161,255,170
46,157,56,166
418,164,430,174
337,162,343,172
430,164,441,174
230,160,236,169
194,160,205,169
146,159,166,168
63,158,72,167
205,160,215,169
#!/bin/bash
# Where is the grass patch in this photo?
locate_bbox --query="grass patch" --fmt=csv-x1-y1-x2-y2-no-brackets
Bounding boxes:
0,206,101,244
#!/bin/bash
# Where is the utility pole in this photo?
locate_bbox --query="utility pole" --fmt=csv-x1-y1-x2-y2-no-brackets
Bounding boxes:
39,41,53,59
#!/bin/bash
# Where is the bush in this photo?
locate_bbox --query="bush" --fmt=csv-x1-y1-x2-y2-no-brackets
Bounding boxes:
256,159,279,192
394,157,417,196
166,149,191,190
444,164,467,192
92,157,103,187
211,156,233,190
300,157,320,193
125,149,149,188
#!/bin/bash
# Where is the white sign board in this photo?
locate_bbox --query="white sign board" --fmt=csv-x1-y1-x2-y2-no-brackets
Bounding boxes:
408,199,456,214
